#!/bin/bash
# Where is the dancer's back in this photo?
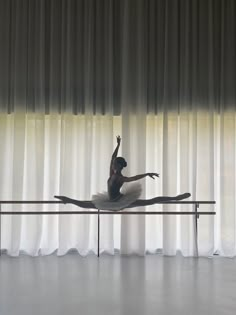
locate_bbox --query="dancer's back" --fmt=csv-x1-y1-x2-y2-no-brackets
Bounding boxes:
107,174,123,201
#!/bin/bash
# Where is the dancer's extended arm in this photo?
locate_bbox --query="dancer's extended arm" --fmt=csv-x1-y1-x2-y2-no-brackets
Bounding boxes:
122,173,159,182
110,136,121,175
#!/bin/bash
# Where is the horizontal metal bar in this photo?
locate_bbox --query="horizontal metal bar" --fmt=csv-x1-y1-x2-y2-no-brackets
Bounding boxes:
0,200,216,204
0,201,63,204
0,211,216,215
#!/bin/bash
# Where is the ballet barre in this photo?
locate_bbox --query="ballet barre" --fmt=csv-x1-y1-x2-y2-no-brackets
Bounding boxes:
0,200,216,257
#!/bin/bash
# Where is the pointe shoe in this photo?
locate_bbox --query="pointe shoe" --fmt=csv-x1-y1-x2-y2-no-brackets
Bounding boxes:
184,193,191,198
176,193,191,200
54,195,68,204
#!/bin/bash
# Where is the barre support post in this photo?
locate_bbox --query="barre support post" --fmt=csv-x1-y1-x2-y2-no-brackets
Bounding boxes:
194,203,199,257
0,203,1,256
97,208,100,257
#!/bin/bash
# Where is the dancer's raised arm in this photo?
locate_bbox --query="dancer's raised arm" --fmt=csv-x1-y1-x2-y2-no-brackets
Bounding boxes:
122,173,159,183
110,135,121,176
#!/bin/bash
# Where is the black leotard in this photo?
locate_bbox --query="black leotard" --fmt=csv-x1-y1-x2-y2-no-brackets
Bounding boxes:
107,174,123,201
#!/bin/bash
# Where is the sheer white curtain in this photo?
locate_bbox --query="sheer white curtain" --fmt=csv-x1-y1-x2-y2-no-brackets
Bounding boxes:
0,0,236,257
0,111,235,257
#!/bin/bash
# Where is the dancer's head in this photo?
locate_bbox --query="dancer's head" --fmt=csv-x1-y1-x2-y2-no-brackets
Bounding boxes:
113,157,127,171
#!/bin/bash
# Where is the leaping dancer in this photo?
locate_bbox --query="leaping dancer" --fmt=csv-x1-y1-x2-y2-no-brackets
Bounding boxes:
54,136,191,210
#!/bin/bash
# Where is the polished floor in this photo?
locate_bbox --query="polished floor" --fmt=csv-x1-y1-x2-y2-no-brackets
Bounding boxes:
0,253,236,315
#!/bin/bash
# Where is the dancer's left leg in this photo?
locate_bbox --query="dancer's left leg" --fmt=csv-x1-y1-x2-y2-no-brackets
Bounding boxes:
54,196,97,209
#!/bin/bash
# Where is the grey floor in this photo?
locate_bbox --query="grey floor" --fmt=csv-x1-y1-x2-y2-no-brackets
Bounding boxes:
0,253,236,315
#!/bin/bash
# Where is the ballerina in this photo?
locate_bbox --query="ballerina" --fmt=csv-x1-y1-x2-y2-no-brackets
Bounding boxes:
54,136,191,210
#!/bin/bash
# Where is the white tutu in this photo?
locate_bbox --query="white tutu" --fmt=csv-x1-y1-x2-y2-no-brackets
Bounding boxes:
92,183,142,210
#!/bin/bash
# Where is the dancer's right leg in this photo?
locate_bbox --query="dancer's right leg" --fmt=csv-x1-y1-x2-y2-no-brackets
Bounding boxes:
54,196,97,209
127,193,191,208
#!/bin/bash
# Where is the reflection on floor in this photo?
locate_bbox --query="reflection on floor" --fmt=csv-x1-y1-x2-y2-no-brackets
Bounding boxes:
0,253,235,315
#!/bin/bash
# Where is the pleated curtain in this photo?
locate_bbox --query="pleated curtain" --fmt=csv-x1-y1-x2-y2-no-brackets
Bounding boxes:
0,0,235,257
